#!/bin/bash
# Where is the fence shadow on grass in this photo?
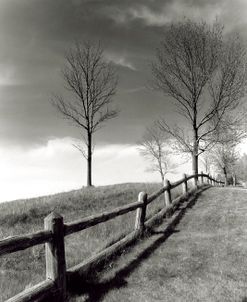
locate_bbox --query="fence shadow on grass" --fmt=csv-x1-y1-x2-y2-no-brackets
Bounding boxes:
68,186,210,302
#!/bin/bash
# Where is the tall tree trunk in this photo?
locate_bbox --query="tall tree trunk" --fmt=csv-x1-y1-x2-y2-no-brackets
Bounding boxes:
160,171,165,183
87,131,92,187
192,127,199,179
158,159,165,183
192,153,198,177
223,166,227,186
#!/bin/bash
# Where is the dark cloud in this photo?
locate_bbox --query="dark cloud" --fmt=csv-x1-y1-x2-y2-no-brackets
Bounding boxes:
0,0,246,148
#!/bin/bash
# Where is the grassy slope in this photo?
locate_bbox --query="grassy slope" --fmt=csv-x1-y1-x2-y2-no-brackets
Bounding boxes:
81,187,247,302
0,182,171,301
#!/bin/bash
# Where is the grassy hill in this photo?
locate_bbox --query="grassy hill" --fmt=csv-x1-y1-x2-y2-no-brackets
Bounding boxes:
0,182,173,301
85,187,247,302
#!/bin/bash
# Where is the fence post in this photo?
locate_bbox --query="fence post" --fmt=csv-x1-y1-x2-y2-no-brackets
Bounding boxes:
182,173,188,195
164,179,172,217
193,175,198,188
200,171,204,184
207,174,210,184
44,212,66,302
135,192,148,233
164,179,172,207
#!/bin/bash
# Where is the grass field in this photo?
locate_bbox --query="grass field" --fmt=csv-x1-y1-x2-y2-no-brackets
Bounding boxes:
0,182,185,301
72,187,247,302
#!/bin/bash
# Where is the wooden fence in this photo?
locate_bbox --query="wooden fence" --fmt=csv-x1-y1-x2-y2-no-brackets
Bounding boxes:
0,173,224,302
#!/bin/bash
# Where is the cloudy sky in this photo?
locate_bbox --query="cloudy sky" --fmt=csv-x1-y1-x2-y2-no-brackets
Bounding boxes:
1,0,247,202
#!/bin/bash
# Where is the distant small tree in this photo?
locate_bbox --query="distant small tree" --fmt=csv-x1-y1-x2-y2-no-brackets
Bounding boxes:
52,41,118,187
235,153,247,183
210,115,246,185
200,152,212,174
152,19,247,179
138,125,174,182
211,143,238,185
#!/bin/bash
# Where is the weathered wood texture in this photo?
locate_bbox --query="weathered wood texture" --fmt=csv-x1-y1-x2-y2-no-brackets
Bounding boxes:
64,200,143,236
6,280,55,302
200,171,204,184
164,179,172,207
182,174,188,194
44,212,66,301
147,185,167,205
169,177,186,189
0,230,52,257
135,192,148,232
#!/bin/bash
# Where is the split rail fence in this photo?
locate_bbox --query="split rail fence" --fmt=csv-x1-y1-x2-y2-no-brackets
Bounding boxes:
0,173,224,302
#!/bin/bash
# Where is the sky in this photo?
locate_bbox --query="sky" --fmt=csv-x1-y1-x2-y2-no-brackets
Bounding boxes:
1,0,247,202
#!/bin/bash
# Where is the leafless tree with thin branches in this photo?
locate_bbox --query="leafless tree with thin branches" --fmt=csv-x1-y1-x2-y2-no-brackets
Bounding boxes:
211,143,238,185
200,152,212,174
52,41,118,186
235,153,247,183
152,19,247,178
138,125,175,182
209,114,246,184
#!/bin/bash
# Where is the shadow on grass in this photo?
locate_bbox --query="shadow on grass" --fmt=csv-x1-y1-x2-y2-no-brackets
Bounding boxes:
68,186,210,302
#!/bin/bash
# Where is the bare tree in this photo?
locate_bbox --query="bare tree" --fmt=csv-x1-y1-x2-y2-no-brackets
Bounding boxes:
235,153,247,183
211,143,238,185
201,113,246,175
200,152,212,174
52,41,118,187
210,115,246,185
152,20,247,178
138,125,174,182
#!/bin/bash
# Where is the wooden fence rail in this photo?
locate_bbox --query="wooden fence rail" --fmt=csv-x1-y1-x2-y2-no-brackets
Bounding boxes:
1,173,224,302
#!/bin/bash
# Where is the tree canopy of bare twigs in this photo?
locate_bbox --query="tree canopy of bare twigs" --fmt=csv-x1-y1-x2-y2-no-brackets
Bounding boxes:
138,125,175,182
52,41,118,186
152,19,247,177
200,152,212,174
209,114,246,184
235,153,247,183
211,143,238,185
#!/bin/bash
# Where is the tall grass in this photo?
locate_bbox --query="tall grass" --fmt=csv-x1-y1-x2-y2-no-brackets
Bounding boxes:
0,182,184,301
